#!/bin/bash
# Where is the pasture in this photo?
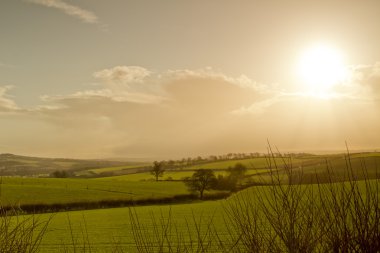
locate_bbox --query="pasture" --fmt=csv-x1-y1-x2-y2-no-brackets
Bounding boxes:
0,153,378,207
86,164,150,174
0,177,189,206
33,176,379,252
37,201,223,252
1,152,379,252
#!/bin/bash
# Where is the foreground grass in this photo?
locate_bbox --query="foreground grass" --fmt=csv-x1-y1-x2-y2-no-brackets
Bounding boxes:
36,201,222,252
21,176,375,252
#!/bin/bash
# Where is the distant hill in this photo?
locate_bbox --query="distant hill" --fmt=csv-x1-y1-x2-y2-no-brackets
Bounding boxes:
0,153,144,177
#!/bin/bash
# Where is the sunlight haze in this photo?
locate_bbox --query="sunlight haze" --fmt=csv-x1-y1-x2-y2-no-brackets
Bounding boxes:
1,0,380,159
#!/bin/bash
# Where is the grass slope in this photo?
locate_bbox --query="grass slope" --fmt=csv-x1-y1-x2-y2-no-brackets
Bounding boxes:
0,153,143,177
35,177,378,252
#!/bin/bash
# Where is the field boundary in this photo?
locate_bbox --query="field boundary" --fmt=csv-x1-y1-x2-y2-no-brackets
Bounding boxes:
2,192,231,215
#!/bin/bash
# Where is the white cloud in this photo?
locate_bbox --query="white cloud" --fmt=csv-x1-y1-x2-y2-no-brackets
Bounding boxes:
164,67,263,90
346,62,380,101
0,86,20,112
27,0,99,24
94,66,152,85
232,96,282,115
39,66,260,109
39,66,161,105
42,89,164,105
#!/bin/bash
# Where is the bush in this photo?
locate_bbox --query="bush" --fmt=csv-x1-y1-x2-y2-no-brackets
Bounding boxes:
50,170,74,178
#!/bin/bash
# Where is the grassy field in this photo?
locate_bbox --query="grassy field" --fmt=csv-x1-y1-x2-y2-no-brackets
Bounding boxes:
37,201,223,252
1,153,378,207
0,177,189,206
0,152,377,252
33,176,379,252
183,157,310,170
102,168,271,181
96,156,319,182
291,154,380,182
0,153,145,177
87,164,150,174
76,157,293,178
99,171,197,181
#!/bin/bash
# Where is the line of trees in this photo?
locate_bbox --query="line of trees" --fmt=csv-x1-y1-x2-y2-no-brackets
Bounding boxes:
149,152,312,172
149,153,260,171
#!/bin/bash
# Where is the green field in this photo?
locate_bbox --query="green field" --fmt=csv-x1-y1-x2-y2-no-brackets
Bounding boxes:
37,201,222,252
87,164,150,174
96,156,318,182
32,177,379,252
0,153,144,177
102,168,271,182
1,153,378,206
0,177,189,206
184,157,309,170
295,155,380,180
100,171,196,181
1,152,379,252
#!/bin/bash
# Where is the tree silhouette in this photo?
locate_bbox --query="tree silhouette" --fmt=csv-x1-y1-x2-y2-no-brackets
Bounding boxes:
184,169,216,199
227,163,247,190
150,161,165,181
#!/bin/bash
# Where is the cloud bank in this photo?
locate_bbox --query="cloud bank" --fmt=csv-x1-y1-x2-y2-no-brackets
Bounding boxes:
1,64,380,158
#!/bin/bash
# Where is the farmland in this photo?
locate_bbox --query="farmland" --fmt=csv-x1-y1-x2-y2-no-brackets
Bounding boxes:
86,164,150,174
0,153,147,177
32,177,379,252
0,153,379,207
97,156,320,181
0,177,189,206
37,201,223,252
0,154,323,209
0,151,379,252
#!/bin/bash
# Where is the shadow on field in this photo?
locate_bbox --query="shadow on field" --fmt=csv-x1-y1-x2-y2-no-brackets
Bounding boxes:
1,192,230,215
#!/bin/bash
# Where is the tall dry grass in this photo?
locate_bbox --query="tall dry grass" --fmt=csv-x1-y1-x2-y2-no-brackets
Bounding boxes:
0,208,51,253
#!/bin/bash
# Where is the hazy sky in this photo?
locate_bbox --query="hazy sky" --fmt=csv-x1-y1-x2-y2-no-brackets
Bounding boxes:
1,0,380,159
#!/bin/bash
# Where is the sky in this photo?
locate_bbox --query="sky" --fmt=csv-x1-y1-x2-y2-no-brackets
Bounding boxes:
0,0,380,159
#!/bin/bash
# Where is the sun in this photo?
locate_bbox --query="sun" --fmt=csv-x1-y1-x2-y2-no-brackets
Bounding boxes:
297,43,348,96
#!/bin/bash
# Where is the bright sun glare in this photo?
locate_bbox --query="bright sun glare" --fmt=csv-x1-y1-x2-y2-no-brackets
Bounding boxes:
297,44,348,97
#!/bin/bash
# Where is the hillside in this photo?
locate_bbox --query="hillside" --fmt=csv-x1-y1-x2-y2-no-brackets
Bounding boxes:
0,153,145,177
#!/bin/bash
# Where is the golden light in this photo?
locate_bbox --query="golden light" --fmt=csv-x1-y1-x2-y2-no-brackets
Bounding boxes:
297,44,348,96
